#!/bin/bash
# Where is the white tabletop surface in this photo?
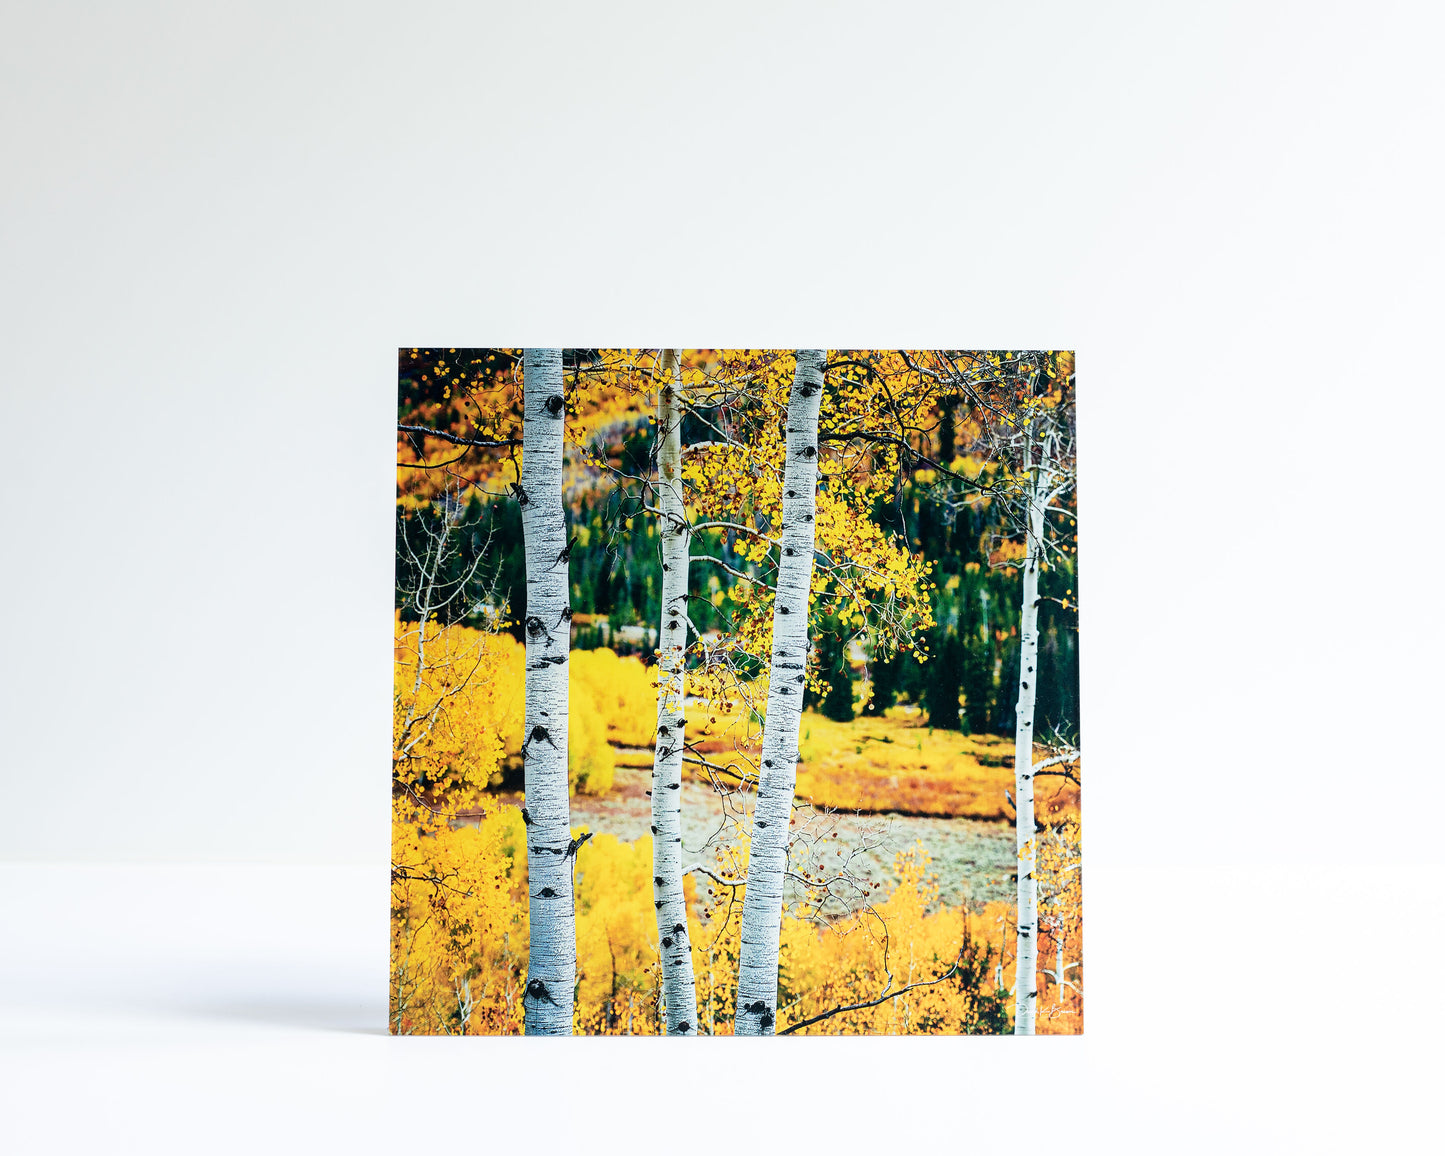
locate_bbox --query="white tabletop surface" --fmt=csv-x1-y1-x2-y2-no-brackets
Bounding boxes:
3,862,1436,1154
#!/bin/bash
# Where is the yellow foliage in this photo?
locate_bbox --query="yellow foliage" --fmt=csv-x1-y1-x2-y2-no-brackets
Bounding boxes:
563,648,655,794
794,710,1019,820
567,693,614,796
681,700,1081,826
677,349,936,683
391,810,1076,1035
573,833,701,1034
570,648,656,748
390,798,528,1035
392,618,626,798
429,642,659,797
777,846,1014,1035
1032,817,1084,1033
391,807,678,1036
395,615,658,805
393,612,523,798
396,348,656,506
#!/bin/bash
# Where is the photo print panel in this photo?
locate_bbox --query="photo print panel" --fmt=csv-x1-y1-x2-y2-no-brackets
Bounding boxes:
391,349,1080,1036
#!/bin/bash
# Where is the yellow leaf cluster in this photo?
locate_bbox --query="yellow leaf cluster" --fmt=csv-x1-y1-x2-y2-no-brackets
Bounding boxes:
393,612,523,809
391,804,1068,1034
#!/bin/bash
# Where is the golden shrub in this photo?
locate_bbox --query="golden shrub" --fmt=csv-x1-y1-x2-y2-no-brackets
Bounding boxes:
571,648,656,748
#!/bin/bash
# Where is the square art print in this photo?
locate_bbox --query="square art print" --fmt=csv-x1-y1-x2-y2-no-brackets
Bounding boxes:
391,349,1079,1036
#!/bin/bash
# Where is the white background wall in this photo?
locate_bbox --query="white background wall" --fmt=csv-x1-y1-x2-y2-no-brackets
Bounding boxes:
1,1,1441,1151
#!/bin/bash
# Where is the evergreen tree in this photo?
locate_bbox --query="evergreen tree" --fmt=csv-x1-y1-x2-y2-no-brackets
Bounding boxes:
895,648,926,710
819,632,856,722
924,628,964,730
865,650,900,716
807,626,856,722
961,643,991,734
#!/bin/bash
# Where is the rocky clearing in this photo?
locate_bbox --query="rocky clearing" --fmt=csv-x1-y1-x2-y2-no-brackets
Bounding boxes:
501,761,1021,912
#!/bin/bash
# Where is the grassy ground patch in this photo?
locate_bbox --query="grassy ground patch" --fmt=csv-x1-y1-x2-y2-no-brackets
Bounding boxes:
796,711,1017,818
681,706,1079,821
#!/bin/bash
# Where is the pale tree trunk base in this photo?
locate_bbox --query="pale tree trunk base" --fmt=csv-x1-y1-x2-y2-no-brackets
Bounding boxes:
519,348,576,1036
733,349,826,1037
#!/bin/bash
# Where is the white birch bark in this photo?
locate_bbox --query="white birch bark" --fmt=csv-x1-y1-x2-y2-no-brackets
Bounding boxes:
651,348,699,1035
1012,431,1048,1036
519,348,575,1036
733,349,826,1036
1042,938,1078,1007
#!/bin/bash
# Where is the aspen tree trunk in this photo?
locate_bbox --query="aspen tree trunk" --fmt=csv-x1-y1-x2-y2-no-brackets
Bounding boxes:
519,348,576,1036
651,348,699,1035
1012,435,1047,1036
733,349,826,1036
